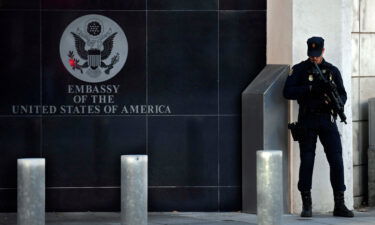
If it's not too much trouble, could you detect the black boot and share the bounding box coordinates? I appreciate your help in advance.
[333,191,354,217]
[300,191,312,217]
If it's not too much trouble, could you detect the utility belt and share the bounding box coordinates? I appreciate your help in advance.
[288,107,334,142]
[300,107,332,116]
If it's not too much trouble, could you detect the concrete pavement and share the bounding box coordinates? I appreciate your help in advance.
[0,208,374,225]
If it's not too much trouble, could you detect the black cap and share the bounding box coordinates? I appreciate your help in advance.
[307,37,324,57]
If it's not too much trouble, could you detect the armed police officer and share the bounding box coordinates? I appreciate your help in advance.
[283,37,354,218]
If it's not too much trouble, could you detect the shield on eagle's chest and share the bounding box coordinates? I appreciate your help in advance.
[88,49,101,69]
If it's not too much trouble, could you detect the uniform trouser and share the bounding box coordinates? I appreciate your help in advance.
[297,113,346,192]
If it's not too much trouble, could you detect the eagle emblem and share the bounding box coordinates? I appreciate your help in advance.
[60,14,128,83]
[68,21,119,77]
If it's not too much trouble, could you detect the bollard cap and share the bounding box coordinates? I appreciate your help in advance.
[256,150,282,156]
[17,158,45,166]
[121,155,148,163]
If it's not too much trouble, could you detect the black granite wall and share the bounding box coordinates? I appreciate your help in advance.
[0,0,266,212]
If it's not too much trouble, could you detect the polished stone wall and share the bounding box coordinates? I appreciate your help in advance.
[0,0,266,211]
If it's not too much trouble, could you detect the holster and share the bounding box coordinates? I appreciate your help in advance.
[288,122,303,141]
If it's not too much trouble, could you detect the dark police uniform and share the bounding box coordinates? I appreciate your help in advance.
[283,36,353,218]
[283,58,347,192]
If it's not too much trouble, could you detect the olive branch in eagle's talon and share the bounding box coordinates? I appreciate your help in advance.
[68,51,84,74]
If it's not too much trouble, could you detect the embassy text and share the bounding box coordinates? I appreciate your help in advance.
[68,84,120,94]
[12,105,172,115]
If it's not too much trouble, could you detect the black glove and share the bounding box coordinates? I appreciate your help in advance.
[310,80,332,94]
[320,80,333,92]
[309,82,321,95]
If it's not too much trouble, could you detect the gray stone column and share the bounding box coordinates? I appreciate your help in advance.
[368,98,375,206]
[17,158,45,225]
[121,155,147,225]
[257,150,283,225]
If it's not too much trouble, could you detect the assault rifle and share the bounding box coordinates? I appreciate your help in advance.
[313,62,347,124]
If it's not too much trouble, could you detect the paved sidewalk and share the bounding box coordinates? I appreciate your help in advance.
[0,208,374,225]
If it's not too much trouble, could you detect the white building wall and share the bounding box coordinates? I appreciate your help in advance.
[352,0,375,208]
[268,0,353,213]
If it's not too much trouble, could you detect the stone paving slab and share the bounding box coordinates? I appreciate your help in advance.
[149,214,211,224]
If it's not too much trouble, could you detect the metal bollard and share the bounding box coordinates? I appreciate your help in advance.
[17,158,45,225]
[121,155,147,225]
[369,146,375,206]
[257,150,283,225]
[369,98,375,206]
[370,98,375,148]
